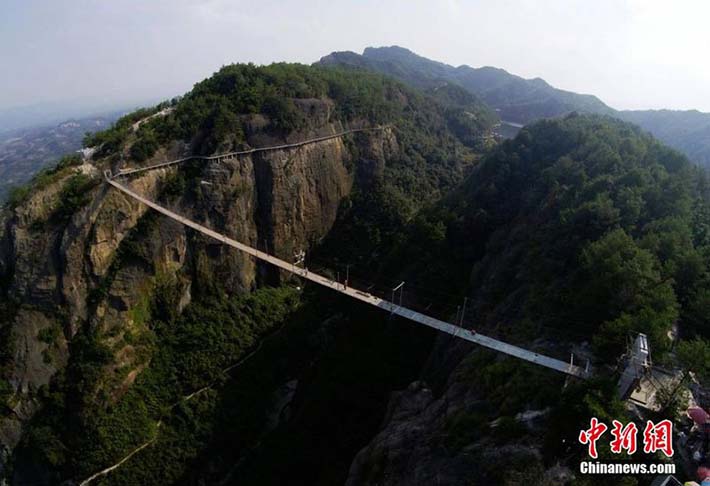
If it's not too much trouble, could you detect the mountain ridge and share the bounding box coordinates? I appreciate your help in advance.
[318,45,710,167]
[319,46,614,123]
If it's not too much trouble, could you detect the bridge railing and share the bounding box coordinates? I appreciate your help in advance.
[102,129,589,380]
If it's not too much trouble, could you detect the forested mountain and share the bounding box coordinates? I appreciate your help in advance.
[318,46,615,124]
[619,109,710,167]
[2,59,709,486]
[424,114,709,353]
[345,114,710,485]
[319,46,710,169]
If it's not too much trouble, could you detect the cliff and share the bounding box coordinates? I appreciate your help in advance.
[0,123,396,447]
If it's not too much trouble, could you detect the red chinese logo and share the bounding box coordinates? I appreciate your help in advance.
[643,419,674,457]
[610,420,638,455]
[579,417,608,459]
[578,418,673,458]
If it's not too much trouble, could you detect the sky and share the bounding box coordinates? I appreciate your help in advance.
[2,0,710,125]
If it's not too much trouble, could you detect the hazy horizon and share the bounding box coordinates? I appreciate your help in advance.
[2,0,710,124]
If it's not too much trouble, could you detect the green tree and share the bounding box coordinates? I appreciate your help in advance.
[581,229,677,358]
[130,129,159,161]
[677,337,710,381]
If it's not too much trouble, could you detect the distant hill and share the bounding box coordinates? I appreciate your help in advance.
[319,46,710,167]
[319,46,615,125]
[617,109,710,167]
[0,112,121,200]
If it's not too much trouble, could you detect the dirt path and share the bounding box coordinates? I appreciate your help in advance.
[76,320,289,485]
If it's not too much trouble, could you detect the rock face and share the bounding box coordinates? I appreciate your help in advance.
[0,114,398,460]
[345,342,566,486]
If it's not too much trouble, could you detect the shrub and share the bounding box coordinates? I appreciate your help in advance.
[37,325,61,345]
[49,174,98,225]
[130,129,159,161]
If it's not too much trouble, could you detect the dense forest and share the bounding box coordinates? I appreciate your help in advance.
[443,114,710,354]
[84,63,495,161]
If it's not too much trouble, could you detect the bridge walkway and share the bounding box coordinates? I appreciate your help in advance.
[106,174,588,379]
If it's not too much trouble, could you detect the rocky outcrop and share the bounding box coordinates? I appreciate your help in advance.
[0,310,68,452]
[346,345,567,486]
[10,310,68,396]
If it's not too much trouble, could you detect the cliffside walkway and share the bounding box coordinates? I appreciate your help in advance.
[105,136,589,379]
[114,126,385,177]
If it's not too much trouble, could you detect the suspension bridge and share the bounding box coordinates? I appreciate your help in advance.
[103,128,589,379]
